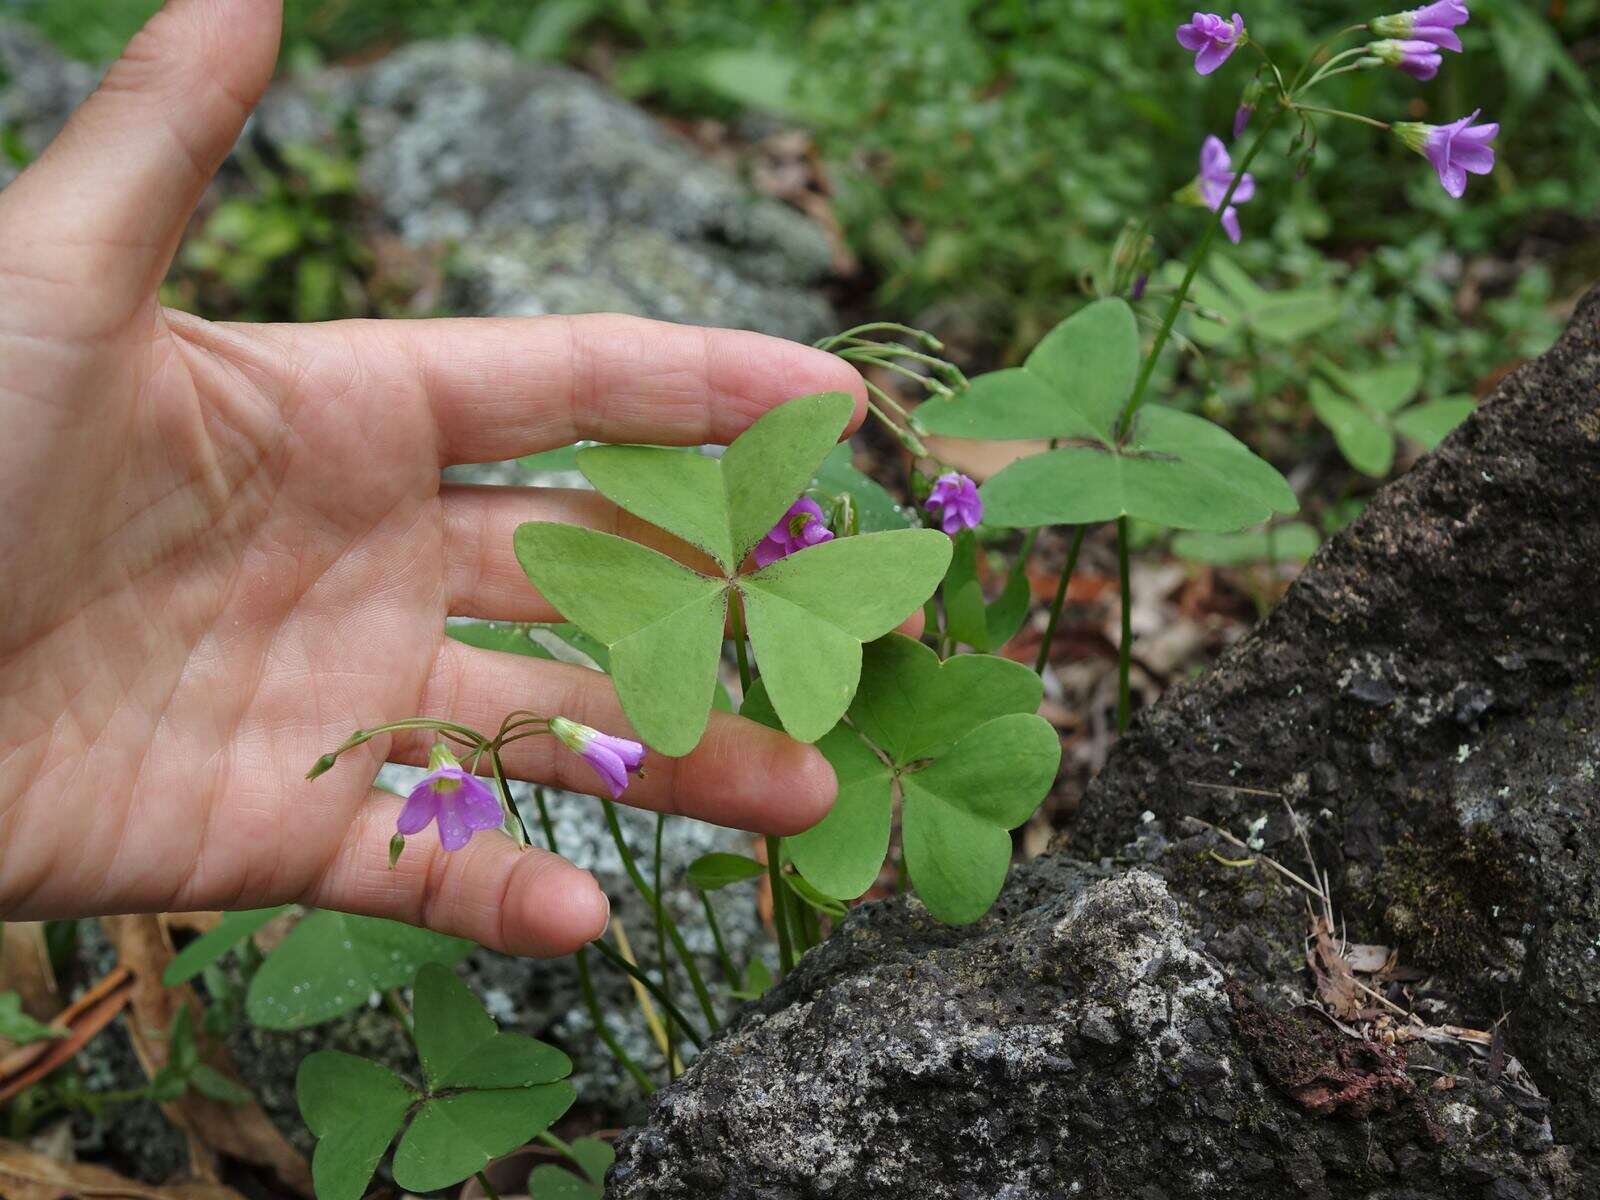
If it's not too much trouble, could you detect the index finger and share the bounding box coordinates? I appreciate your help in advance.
[280,313,869,466]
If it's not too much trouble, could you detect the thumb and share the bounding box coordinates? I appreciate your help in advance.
[0,0,282,330]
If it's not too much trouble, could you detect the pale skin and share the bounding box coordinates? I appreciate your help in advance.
[0,0,872,957]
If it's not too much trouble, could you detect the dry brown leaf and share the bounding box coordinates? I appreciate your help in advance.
[1306,917,1363,1020]
[0,922,61,1023]
[921,430,1049,484]
[1343,943,1396,974]
[0,967,134,1103]
[0,1137,244,1200]
[100,916,313,1197]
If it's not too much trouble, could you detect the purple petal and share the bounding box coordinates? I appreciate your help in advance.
[1415,0,1469,29]
[1194,40,1233,74]
[1229,172,1257,203]
[1451,141,1495,174]
[435,792,473,851]
[1221,207,1243,244]
[593,732,647,772]
[583,743,630,798]
[457,774,505,831]
[1399,53,1440,80]
[1200,135,1230,179]
[1411,26,1463,51]
[1176,23,1209,50]
[753,536,785,567]
[397,783,439,835]
[799,522,832,548]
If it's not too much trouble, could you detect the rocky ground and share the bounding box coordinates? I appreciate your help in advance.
[7,19,1597,1200]
[608,290,1600,1197]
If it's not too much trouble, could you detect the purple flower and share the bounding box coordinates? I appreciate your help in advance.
[396,745,505,852]
[1233,103,1254,139]
[924,472,983,534]
[1368,38,1442,80]
[753,497,833,567]
[1130,273,1149,301]
[1395,109,1498,198]
[1372,1,1469,52]
[1176,12,1246,76]
[550,717,647,799]
[1198,135,1256,244]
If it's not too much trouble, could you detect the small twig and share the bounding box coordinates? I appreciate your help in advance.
[1186,781,1283,799]
[1183,816,1326,901]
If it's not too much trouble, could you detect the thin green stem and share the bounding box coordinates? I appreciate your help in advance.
[838,340,967,382]
[1246,41,1287,95]
[488,747,533,848]
[1033,525,1089,675]
[700,891,738,983]
[1116,517,1133,733]
[1288,23,1369,93]
[729,597,796,978]
[475,1171,502,1200]
[1293,103,1391,130]
[537,1130,574,1157]
[307,718,486,777]
[1298,44,1371,90]
[797,894,822,950]
[1304,64,1373,88]
[815,321,942,351]
[841,351,953,400]
[860,381,929,456]
[535,786,655,1094]
[384,989,414,1038]
[765,838,796,977]
[730,594,755,695]
[587,939,706,1050]
[652,814,675,1081]
[1115,108,1284,442]
[576,948,654,1093]
[598,799,719,1028]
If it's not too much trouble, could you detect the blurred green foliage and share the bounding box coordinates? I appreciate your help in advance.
[164,138,375,322]
[14,0,1592,393]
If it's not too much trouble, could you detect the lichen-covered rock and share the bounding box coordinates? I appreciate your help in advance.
[2,28,839,340]
[610,291,1600,1197]
[0,23,94,188]
[256,39,837,341]
[611,862,1567,1198]
[1073,284,1600,1187]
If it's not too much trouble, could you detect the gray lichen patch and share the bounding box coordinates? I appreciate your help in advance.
[609,862,1564,1198]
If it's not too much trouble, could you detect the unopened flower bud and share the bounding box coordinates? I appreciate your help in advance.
[550,717,647,799]
[1367,38,1442,80]
[1371,1,1469,51]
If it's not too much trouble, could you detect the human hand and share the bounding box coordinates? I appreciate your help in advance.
[0,0,865,956]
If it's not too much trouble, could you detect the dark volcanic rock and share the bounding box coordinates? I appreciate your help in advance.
[610,290,1600,1197]
[610,863,1568,1199]
[1074,284,1600,1183]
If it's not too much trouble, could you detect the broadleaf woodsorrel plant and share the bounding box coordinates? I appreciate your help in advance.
[919,0,1495,731]
[284,5,1500,1177]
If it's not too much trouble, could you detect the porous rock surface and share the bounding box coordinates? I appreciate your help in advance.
[257,38,838,341]
[610,291,1600,1198]
[1075,283,1600,1189]
[1,27,838,340]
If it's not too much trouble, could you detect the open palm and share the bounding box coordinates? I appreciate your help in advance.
[0,0,855,956]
